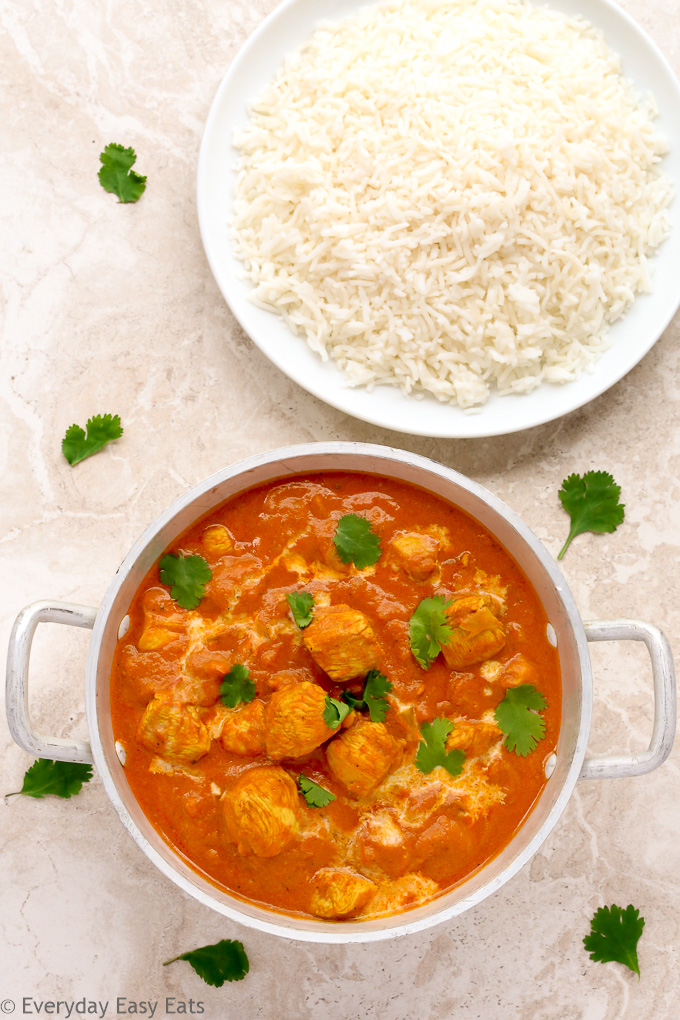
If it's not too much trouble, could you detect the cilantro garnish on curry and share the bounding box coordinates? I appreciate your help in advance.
[323,695,352,729]
[415,719,465,778]
[110,472,561,921]
[159,552,212,610]
[494,684,548,756]
[298,774,336,809]
[286,590,315,628]
[341,669,392,723]
[333,513,382,568]
[219,664,256,708]
[408,595,453,668]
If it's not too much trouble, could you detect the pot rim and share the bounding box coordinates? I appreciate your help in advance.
[85,442,592,942]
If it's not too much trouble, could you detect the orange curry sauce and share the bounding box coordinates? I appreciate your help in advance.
[110,472,561,920]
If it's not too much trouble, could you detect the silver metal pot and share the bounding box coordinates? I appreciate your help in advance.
[5,443,676,943]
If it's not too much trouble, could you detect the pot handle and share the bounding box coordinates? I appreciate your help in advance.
[580,619,676,780]
[5,600,97,765]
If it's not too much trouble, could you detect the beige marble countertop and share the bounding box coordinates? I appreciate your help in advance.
[2,0,679,1016]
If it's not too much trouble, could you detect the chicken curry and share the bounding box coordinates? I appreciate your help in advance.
[111,472,561,921]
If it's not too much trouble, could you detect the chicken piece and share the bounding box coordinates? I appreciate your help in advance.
[210,554,264,609]
[472,568,507,607]
[117,645,182,700]
[340,709,359,730]
[478,660,503,683]
[451,772,506,820]
[390,532,439,582]
[368,873,439,916]
[221,700,266,756]
[353,810,410,877]
[137,588,188,652]
[441,595,506,669]
[184,646,234,680]
[267,668,312,692]
[162,675,221,707]
[222,766,300,858]
[498,653,537,688]
[303,605,382,683]
[446,718,503,759]
[412,815,475,882]
[326,719,400,798]
[265,681,336,760]
[136,694,211,764]
[385,697,421,748]
[162,646,235,707]
[310,868,376,919]
[201,524,234,557]
[201,702,230,740]
[398,776,447,828]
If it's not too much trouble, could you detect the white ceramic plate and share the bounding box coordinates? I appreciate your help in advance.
[197,0,680,438]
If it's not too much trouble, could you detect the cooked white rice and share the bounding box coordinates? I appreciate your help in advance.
[232,0,673,409]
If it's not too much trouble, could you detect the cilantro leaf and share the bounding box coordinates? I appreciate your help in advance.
[557,471,625,560]
[287,591,315,628]
[341,670,393,723]
[494,684,547,756]
[98,143,147,203]
[299,774,336,808]
[363,670,393,722]
[415,718,465,777]
[163,939,249,986]
[341,690,364,712]
[323,695,351,729]
[409,596,453,669]
[6,759,93,799]
[584,904,644,978]
[159,552,212,610]
[333,514,381,569]
[219,664,256,708]
[62,413,123,465]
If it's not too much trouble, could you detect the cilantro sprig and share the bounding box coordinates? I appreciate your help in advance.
[287,591,315,628]
[159,552,212,610]
[409,596,453,669]
[6,759,93,799]
[584,904,644,978]
[62,413,123,465]
[98,144,147,203]
[341,670,393,723]
[415,718,465,778]
[333,514,381,569]
[299,774,336,808]
[494,684,547,756]
[323,695,351,729]
[219,664,256,708]
[557,471,625,560]
[163,939,249,986]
